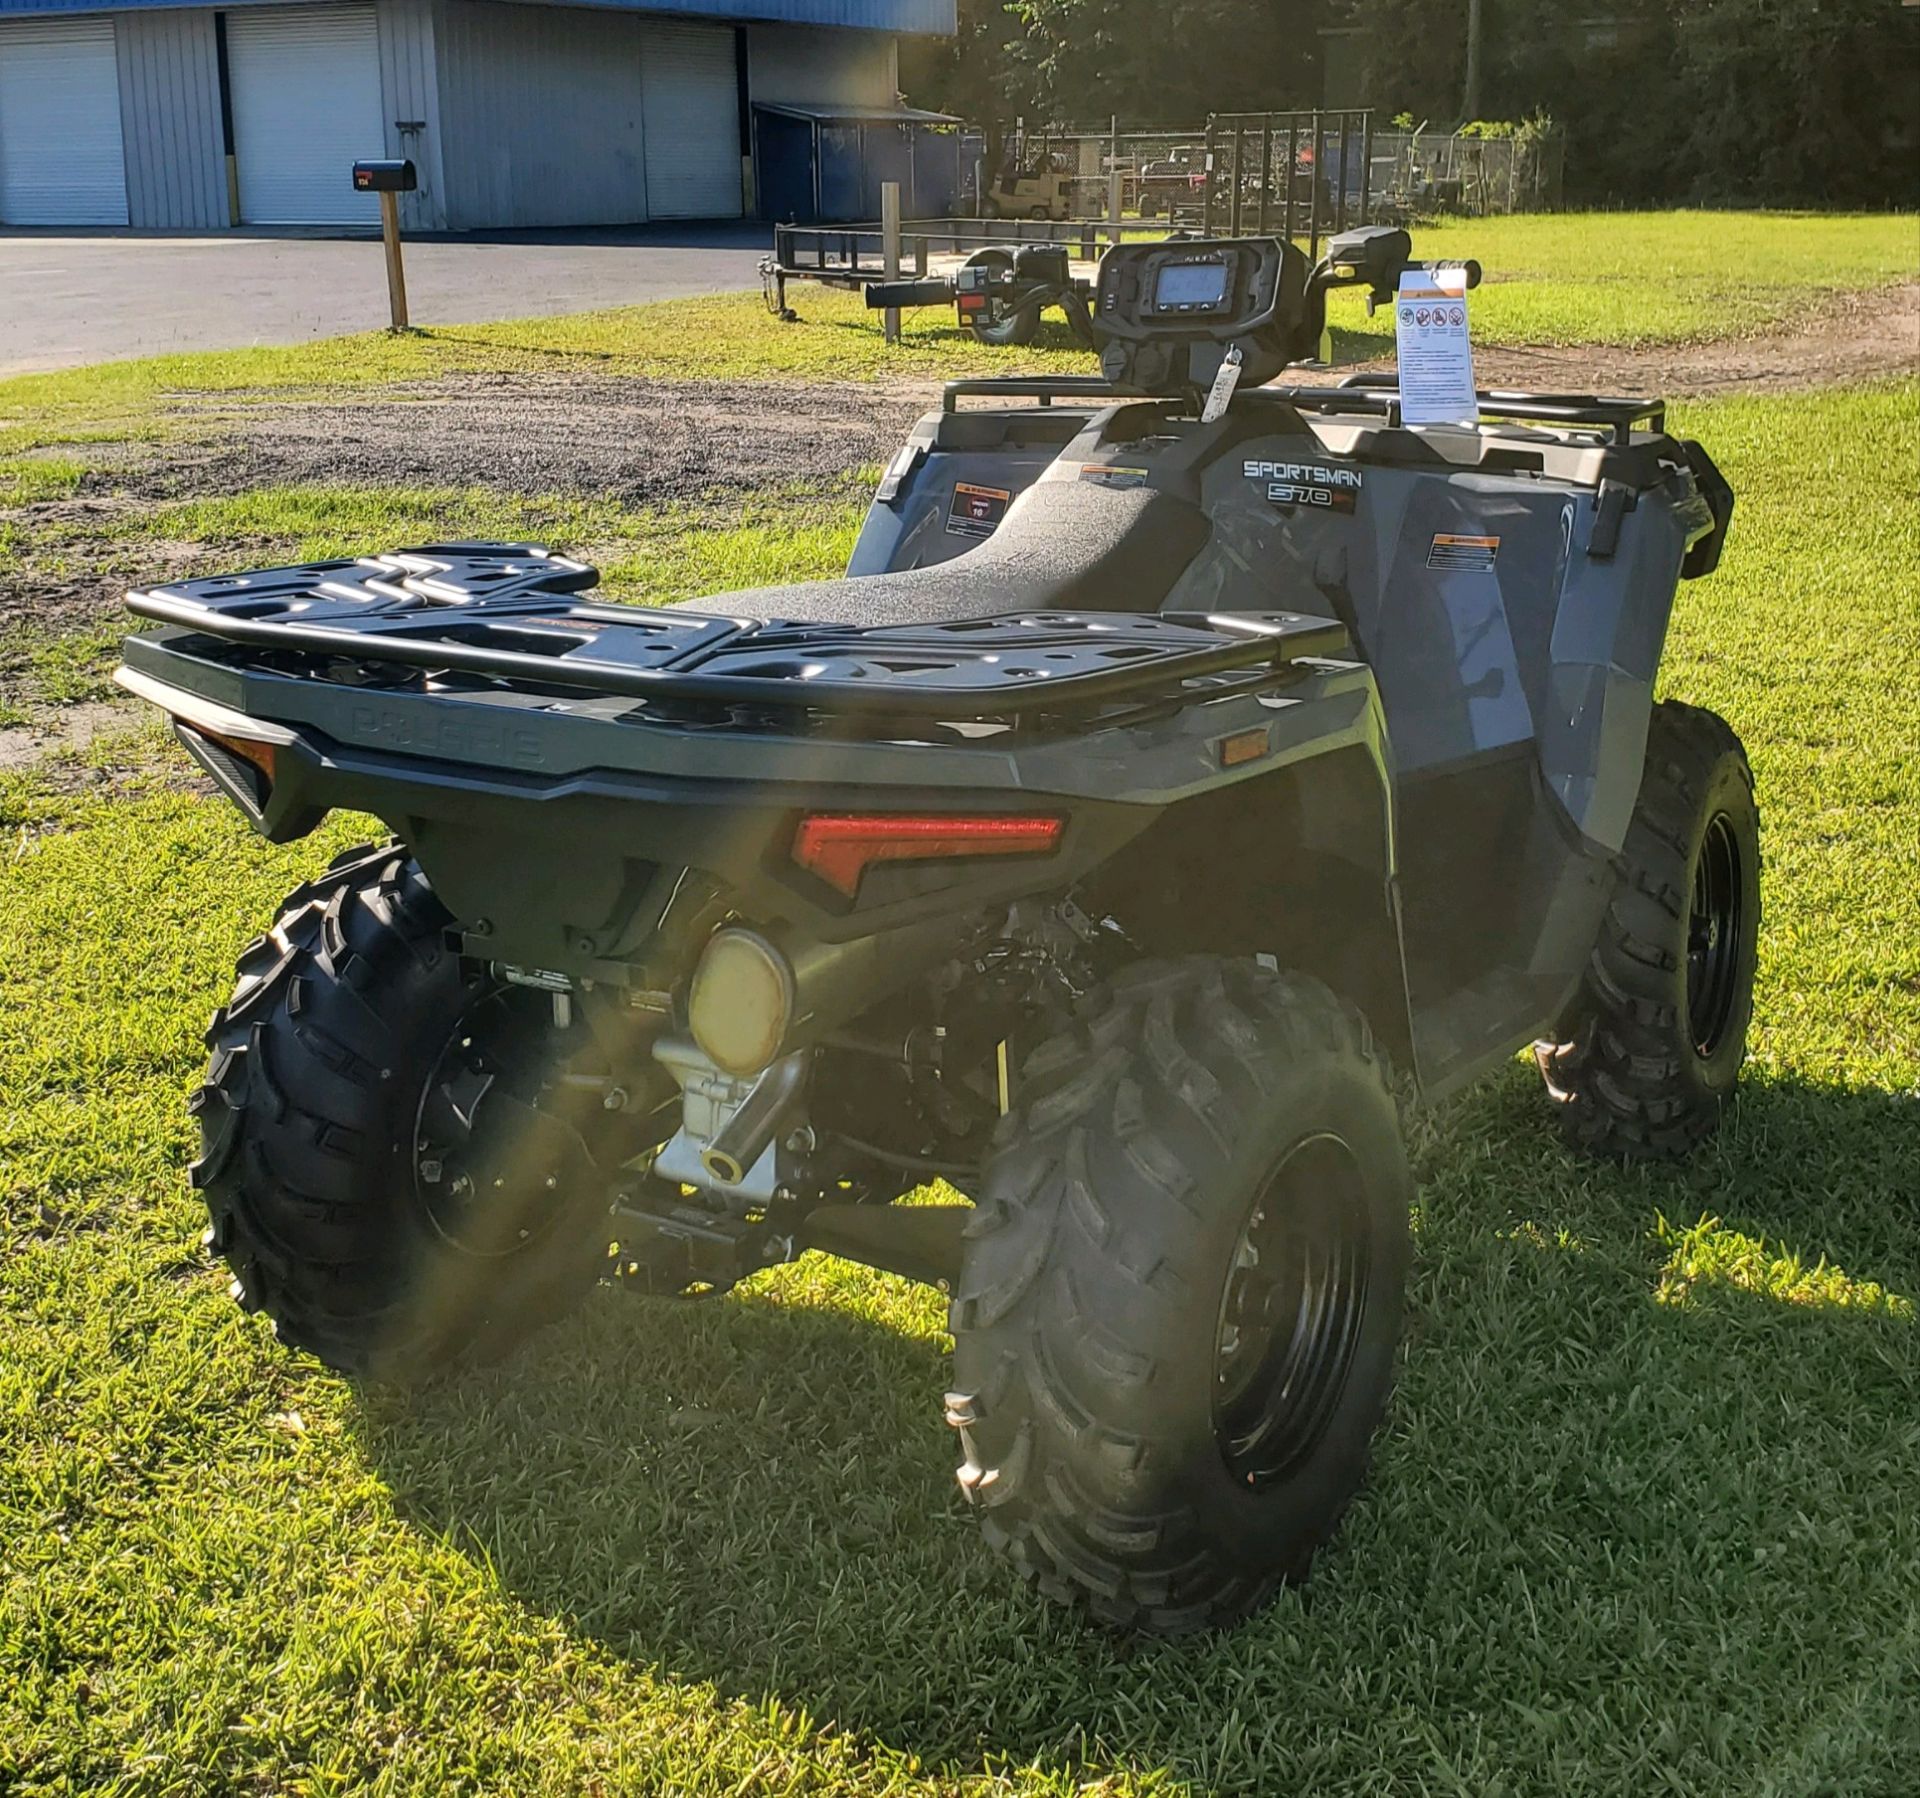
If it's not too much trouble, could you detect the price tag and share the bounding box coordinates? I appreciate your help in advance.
[1201,345,1244,423]
[1394,268,1478,427]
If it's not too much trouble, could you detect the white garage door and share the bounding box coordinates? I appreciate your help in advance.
[0,18,128,226]
[227,6,384,226]
[641,22,740,220]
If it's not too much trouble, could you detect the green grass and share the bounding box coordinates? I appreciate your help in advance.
[0,484,870,714]
[3,378,1917,1793]
[1398,209,1919,348]
[0,212,1910,434]
[0,622,130,714]
[0,456,85,507]
[122,478,870,602]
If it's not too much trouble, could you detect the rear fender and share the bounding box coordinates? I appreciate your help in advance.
[1082,733,1417,1080]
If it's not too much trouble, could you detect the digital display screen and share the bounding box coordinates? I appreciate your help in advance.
[1154,260,1230,308]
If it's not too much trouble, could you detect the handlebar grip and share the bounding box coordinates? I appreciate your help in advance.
[865,279,955,310]
[1412,259,1482,290]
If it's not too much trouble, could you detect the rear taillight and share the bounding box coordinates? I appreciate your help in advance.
[791,813,1063,899]
[197,729,278,781]
[176,725,277,815]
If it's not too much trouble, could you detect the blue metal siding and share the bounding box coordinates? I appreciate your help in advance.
[0,0,956,38]
[437,0,656,228]
[114,8,226,228]
[376,0,446,229]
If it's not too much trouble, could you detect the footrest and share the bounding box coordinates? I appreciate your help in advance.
[798,1202,972,1288]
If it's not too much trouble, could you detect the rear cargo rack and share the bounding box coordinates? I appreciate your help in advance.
[125,544,1349,723]
[942,377,1122,413]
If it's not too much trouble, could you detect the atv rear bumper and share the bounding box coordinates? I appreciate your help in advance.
[118,548,1390,978]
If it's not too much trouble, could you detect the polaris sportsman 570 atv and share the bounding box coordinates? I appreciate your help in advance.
[119,227,1752,1635]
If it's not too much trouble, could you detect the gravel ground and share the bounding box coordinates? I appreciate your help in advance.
[168,374,927,508]
[1,375,924,697]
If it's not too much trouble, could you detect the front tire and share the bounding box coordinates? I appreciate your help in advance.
[1537,700,1761,1159]
[946,959,1411,1634]
[193,843,647,1380]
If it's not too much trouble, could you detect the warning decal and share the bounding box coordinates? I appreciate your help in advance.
[1427,533,1501,572]
[947,481,1013,539]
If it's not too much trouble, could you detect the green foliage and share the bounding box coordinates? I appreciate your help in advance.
[901,0,1920,209]
[921,0,1327,125]
[1357,0,1920,206]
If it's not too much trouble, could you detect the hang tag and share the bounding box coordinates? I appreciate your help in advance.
[1201,346,1244,423]
[1394,266,1478,427]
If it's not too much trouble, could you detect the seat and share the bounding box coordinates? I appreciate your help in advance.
[718,479,1211,631]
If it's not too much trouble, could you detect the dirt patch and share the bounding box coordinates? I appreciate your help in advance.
[0,698,144,771]
[174,374,926,508]
[0,537,215,677]
[0,700,206,806]
[1312,281,1920,399]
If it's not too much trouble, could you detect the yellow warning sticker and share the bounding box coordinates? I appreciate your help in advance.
[946,481,1013,539]
[1427,533,1501,572]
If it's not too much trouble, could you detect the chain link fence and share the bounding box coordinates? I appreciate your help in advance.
[1360,129,1566,219]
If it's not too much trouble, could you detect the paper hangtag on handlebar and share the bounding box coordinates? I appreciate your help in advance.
[1201,346,1244,424]
[1394,266,1478,428]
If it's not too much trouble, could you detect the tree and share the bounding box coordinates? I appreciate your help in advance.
[904,0,1920,207]
[905,0,1328,126]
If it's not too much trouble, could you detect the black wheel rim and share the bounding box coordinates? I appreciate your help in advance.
[411,986,597,1258]
[1686,812,1745,1058]
[1212,1133,1373,1489]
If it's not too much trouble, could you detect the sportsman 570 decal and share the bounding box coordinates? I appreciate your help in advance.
[1244,458,1364,512]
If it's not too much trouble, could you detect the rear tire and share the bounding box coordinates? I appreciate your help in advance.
[946,958,1411,1634]
[1537,700,1761,1158]
[193,842,652,1381]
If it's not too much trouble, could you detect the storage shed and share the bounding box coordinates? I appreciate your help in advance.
[752,100,962,222]
[0,0,954,230]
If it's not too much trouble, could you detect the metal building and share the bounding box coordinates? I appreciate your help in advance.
[0,0,953,230]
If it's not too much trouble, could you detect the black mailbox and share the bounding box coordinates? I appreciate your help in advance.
[352,159,417,194]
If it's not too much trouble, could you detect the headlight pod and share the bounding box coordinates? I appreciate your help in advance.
[688,928,796,1077]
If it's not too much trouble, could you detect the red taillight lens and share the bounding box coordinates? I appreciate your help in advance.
[792,813,1063,899]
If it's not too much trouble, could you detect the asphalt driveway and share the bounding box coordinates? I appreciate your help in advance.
[0,222,773,375]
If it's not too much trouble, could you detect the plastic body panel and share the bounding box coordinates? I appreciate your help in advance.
[848,387,1718,1088]
[848,404,1098,575]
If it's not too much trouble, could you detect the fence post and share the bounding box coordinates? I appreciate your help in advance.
[1306,110,1322,257]
[379,190,409,331]
[1108,164,1123,247]
[1358,109,1373,226]
[881,181,901,346]
[1202,115,1218,234]
[1285,116,1299,243]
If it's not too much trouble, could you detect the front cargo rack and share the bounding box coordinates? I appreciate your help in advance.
[125,544,1349,721]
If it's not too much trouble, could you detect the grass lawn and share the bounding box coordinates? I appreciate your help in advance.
[0,211,1912,442]
[3,364,1917,1794]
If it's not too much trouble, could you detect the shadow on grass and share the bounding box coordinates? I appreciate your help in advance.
[354,1071,1920,1792]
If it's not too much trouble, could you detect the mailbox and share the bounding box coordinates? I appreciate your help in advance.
[352,159,417,194]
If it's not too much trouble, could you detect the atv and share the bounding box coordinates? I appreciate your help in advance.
[118,226,1751,1635]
